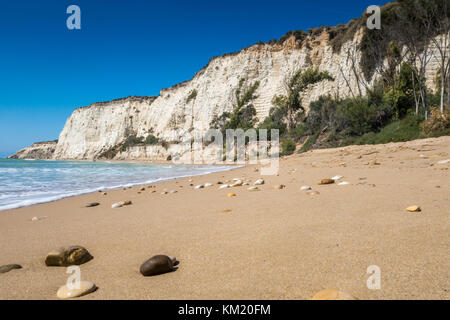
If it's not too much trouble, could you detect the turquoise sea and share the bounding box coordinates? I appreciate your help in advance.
[0,158,234,211]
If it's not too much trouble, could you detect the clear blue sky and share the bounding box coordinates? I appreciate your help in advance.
[0,0,391,157]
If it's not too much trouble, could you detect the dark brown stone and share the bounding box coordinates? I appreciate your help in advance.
[140,255,176,276]
[0,264,22,274]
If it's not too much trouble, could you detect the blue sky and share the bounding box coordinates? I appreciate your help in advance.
[0,0,391,157]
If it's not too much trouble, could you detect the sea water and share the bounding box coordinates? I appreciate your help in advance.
[0,158,234,211]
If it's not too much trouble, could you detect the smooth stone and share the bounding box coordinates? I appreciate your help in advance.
[204,183,213,187]
[406,205,421,212]
[300,186,311,191]
[306,191,320,195]
[437,159,450,164]
[151,190,156,193]
[221,209,232,213]
[331,175,343,180]
[170,190,177,193]
[318,179,335,185]
[338,181,350,185]
[140,187,145,191]
[194,185,204,189]
[111,202,122,208]
[243,182,249,186]
[273,184,285,190]
[119,200,132,206]
[161,191,168,194]
[31,216,47,221]
[227,193,236,197]
[45,246,93,267]
[254,179,265,185]
[0,264,22,274]
[370,160,381,165]
[231,180,243,187]
[311,289,356,300]
[103,192,107,195]
[219,184,230,189]
[247,186,259,191]
[85,202,100,208]
[217,181,223,184]
[140,255,176,276]
[56,281,96,299]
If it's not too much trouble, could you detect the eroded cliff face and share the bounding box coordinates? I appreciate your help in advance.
[14,28,443,161]
[8,141,57,160]
[52,30,370,160]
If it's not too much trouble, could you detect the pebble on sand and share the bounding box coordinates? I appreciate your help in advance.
[331,175,343,181]
[338,181,350,185]
[318,179,335,185]
[247,186,259,191]
[112,202,122,208]
[273,185,285,190]
[119,200,132,206]
[56,281,97,299]
[406,205,421,212]
[311,289,356,300]
[170,190,178,193]
[31,216,47,221]
[253,179,265,185]
[0,264,22,274]
[140,187,145,191]
[306,191,320,196]
[227,193,236,197]
[195,185,204,189]
[300,186,311,191]
[85,202,100,208]
[140,255,177,276]
[219,184,231,189]
[204,183,213,187]
[231,180,243,187]
[221,209,232,213]
[45,246,93,267]
[437,159,450,164]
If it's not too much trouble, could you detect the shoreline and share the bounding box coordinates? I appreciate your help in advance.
[0,136,449,299]
[0,160,241,212]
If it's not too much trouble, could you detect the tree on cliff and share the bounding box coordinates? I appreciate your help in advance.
[271,68,334,130]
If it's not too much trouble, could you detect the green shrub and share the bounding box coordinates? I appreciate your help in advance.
[281,139,296,156]
[144,134,159,145]
[187,89,197,103]
[298,131,320,153]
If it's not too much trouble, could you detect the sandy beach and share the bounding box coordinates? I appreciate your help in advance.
[0,136,449,300]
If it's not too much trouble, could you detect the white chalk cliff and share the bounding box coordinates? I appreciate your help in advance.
[10,27,445,161]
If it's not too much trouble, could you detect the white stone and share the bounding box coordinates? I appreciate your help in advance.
[300,186,311,191]
[56,281,96,299]
[111,202,123,208]
[254,179,265,185]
